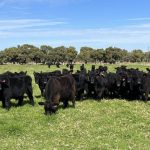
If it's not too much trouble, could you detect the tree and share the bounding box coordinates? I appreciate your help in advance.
[144,52,150,62]
[104,47,125,63]
[0,51,5,64]
[0,44,149,64]
[4,47,19,63]
[130,49,144,62]
[66,46,78,62]
[18,44,44,63]
[53,46,67,62]
[40,45,54,63]
[30,48,44,64]
[91,49,104,63]
[78,47,94,63]
[40,45,53,54]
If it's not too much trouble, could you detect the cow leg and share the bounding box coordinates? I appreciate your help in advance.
[71,91,76,107]
[143,91,149,102]
[80,93,84,100]
[139,95,142,100]
[26,87,34,106]
[97,88,105,100]
[72,98,75,108]
[63,100,68,108]
[29,96,34,106]
[17,96,23,106]
[5,98,11,110]
[2,99,5,108]
[77,91,82,100]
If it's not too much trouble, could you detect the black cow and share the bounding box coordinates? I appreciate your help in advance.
[97,66,108,75]
[72,72,89,100]
[56,62,61,68]
[34,71,61,96]
[127,69,143,100]
[70,64,74,73]
[66,63,69,67]
[106,73,119,98]
[47,62,53,68]
[0,74,34,109]
[34,72,50,96]
[94,74,108,99]
[141,73,150,101]
[80,64,87,74]
[66,63,74,70]
[62,69,70,75]
[88,69,96,98]
[43,74,76,115]
[3,71,27,77]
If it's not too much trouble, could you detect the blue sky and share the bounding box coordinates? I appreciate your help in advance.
[0,0,150,51]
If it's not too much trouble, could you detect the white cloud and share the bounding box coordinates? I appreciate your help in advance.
[0,19,66,30]
[0,19,150,50]
[128,17,150,21]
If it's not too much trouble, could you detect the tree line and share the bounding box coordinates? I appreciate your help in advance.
[0,44,150,64]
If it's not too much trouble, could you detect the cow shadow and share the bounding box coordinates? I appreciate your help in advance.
[0,100,31,109]
[38,101,75,109]
[57,104,75,109]
[35,95,42,98]
[13,101,32,107]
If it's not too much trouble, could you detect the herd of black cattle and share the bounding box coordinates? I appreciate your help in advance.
[0,64,150,115]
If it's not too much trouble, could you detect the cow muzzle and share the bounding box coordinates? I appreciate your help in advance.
[117,83,120,87]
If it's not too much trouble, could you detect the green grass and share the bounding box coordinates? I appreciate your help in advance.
[0,63,150,150]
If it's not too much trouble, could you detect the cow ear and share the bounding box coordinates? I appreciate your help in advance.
[143,73,147,77]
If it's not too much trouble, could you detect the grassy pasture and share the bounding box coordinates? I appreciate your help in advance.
[0,63,150,150]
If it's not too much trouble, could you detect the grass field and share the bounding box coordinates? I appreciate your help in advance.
[0,64,150,150]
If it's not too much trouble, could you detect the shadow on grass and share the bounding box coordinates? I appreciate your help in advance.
[35,95,42,98]
[0,100,34,109]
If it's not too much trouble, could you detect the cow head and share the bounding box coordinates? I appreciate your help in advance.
[91,65,95,71]
[116,74,122,87]
[88,71,96,84]
[127,75,132,84]
[131,70,143,87]
[78,73,89,94]
[40,74,49,86]
[0,79,9,90]
[99,66,108,73]
[80,64,86,73]
[44,102,58,115]
[34,72,40,84]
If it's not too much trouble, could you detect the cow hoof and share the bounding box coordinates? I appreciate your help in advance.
[6,107,10,111]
